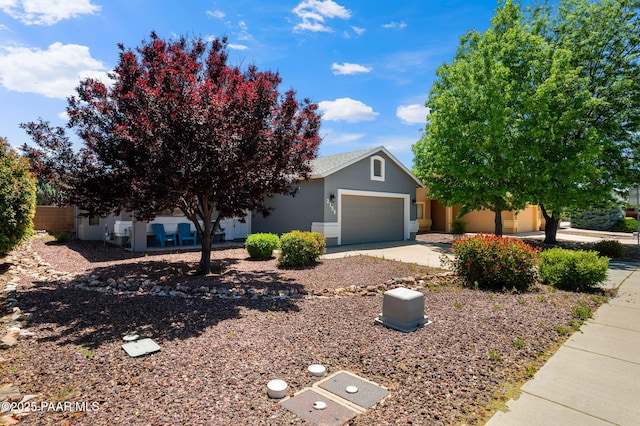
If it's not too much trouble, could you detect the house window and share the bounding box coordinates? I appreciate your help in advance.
[416,202,425,220]
[89,215,100,226]
[370,155,385,181]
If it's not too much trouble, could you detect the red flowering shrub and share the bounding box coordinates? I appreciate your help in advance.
[449,234,541,291]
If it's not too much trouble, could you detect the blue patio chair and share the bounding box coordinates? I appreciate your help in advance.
[151,223,176,248]
[177,223,197,246]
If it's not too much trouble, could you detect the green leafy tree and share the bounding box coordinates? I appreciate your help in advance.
[413,0,547,235]
[0,137,36,254]
[414,0,639,244]
[525,0,640,243]
[22,33,321,274]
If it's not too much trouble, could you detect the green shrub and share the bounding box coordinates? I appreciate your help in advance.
[450,219,466,236]
[449,234,541,291]
[592,239,625,258]
[245,233,280,260]
[570,207,624,231]
[611,217,638,233]
[278,230,326,267]
[50,230,71,244]
[0,139,36,254]
[538,248,609,291]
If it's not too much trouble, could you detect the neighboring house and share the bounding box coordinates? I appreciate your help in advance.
[415,187,542,234]
[252,146,424,246]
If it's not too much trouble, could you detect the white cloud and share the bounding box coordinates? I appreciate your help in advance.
[374,135,418,154]
[0,0,101,26]
[296,20,331,32]
[331,62,372,75]
[397,104,429,124]
[0,42,109,98]
[351,25,365,36]
[206,10,225,19]
[292,0,350,33]
[321,131,365,145]
[228,43,248,51]
[382,20,407,29]
[318,98,378,123]
[236,20,253,41]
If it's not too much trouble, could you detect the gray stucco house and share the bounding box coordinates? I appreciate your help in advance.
[252,146,424,246]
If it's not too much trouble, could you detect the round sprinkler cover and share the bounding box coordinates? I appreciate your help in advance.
[308,364,326,377]
[312,401,327,410]
[267,379,288,399]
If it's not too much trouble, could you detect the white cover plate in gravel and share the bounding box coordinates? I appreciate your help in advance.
[280,388,357,425]
[122,338,161,357]
[317,371,388,408]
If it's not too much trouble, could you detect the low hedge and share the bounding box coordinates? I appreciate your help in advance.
[538,248,608,292]
[278,230,326,267]
[245,233,280,260]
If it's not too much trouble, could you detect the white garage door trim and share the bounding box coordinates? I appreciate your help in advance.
[337,189,410,245]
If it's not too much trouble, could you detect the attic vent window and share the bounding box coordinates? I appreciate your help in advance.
[371,156,385,181]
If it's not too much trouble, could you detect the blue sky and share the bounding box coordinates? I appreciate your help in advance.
[0,0,522,168]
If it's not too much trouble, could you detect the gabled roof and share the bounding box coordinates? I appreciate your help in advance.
[310,145,424,187]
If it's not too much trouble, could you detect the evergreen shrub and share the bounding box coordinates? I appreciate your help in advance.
[450,219,466,236]
[611,217,637,233]
[0,141,36,254]
[570,207,624,231]
[592,239,624,258]
[538,248,608,291]
[245,233,280,260]
[278,230,326,267]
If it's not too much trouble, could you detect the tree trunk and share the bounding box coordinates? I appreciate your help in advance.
[493,208,503,236]
[199,218,213,275]
[540,204,559,244]
[187,197,218,276]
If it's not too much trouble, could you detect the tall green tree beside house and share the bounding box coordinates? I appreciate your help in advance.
[413,0,551,235]
[0,137,36,254]
[524,0,640,243]
[414,0,640,243]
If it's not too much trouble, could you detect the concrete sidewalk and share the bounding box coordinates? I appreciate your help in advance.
[486,261,640,426]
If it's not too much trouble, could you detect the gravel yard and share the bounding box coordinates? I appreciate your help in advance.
[1,235,606,425]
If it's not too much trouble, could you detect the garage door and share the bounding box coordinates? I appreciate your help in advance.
[341,195,404,245]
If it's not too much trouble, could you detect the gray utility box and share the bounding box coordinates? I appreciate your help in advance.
[375,287,431,332]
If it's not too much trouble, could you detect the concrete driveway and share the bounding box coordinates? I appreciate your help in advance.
[322,239,453,269]
[322,227,639,270]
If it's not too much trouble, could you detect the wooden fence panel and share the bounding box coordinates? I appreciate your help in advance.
[33,206,75,232]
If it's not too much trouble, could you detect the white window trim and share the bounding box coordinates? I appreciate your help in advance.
[370,155,385,181]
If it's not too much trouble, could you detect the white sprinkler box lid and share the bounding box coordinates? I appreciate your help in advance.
[122,338,160,357]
